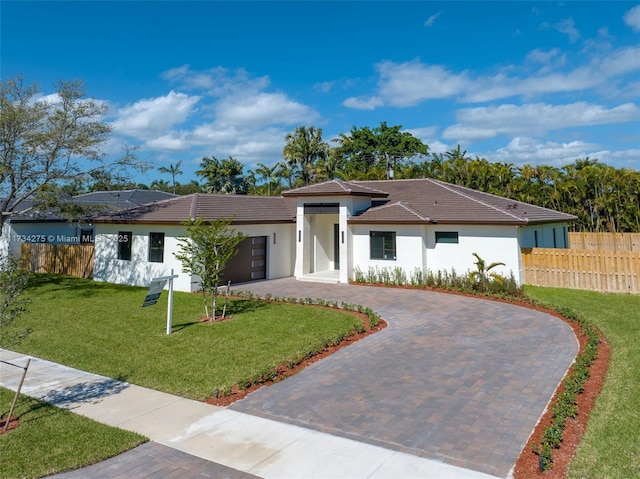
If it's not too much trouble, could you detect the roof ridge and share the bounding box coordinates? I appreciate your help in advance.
[396,201,431,222]
[370,200,431,222]
[427,179,525,222]
[190,194,200,219]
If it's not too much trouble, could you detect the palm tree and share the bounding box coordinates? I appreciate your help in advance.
[469,253,506,292]
[158,161,183,194]
[196,156,246,194]
[150,179,170,192]
[283,126,328,186]
[254,162,282,196]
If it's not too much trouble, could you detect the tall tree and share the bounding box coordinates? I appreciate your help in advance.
[158,161,183,194]
[333,122,428,180]
[196,156,247,194]
[254,162,282,196]
[0,76,141,233]
[283,126,328,186]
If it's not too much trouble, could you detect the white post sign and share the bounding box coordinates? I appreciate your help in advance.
[142,269,179,335]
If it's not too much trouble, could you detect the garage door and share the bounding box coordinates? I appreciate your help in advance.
[221,236,267,284]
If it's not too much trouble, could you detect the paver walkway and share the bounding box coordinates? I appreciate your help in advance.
[230,279,578,478]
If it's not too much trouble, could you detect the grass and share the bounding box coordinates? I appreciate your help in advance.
[0,388,146,479]
[524,286,640,479]
[9,274,365,400]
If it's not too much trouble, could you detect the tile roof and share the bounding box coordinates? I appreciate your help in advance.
[349,179,577,225]
[93,179,576,227]
[9,190,177,222]
[282,179,388,198]
[93,194,296,224]
[72,190,176,206]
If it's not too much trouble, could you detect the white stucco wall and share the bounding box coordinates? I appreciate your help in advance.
[94,223,295,292]
[425,224,520,280]
[350,223,522,283]
[351,224,426,278]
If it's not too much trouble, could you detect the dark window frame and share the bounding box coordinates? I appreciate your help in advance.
[435,231,459,244]
[148,232,165,263]
[370,231,396,260]
[118,231,132,261]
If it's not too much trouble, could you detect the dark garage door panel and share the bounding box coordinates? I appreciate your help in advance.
[221,236,267,284]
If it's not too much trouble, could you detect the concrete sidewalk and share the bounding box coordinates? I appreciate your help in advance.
[0,349,499,479]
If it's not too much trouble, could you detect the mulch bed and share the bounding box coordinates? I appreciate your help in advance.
[0,416,19,435]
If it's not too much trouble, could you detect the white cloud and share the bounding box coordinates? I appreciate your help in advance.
[215,92,319,127]
[343,60,469,109]
[488,137,599,165]
[554,18,581,43]
[443,102,640,141]
[145,134,191,151]
[624,5,640,32]
[424,12,441,27]
[162,65,270,96]
[111,91,201,140]
[344,42,640,108]
[342,95,384,110]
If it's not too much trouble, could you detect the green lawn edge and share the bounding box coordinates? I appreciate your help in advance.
[0,388,147,479]
[524,286,640,479]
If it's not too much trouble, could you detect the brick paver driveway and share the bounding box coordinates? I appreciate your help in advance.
[230,279,578,478]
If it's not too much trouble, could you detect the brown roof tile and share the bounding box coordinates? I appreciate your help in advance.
[282,179,388,198]
[349,179,576,225]
[93,194,296,224]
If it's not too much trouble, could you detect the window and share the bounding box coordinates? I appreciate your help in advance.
[534,230,539,247]
[435,231,459,244]
[118,231,132,261]
[553,228,557,248]
[148,232,165,263]
[370,231,396,260]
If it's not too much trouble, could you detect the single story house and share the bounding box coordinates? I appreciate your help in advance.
[91,179,576,292]
[0,190,176,258]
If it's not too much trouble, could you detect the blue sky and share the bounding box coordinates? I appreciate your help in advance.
[2,1,639,185]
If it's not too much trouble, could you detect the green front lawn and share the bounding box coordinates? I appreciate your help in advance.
[525,286,640,479]
[10,274,365,400]
[0,388,146,479]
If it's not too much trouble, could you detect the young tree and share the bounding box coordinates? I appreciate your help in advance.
[0,76,143,234]
[0,256,31,349]
[469,253,506,292]
[174,217,246,321]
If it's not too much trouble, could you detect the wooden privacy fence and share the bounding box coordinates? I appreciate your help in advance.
[568,232,640,251]
[521,248,639,294]
[21,243,94,279]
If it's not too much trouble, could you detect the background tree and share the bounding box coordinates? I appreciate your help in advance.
[254,162,283,196]
[0,76,142,234]
[149,179,171,192]
[158,161,183,194]
[333,122,428,180]
[283,126,328,186]
[196,156,247,194]
[174,217,246,321]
